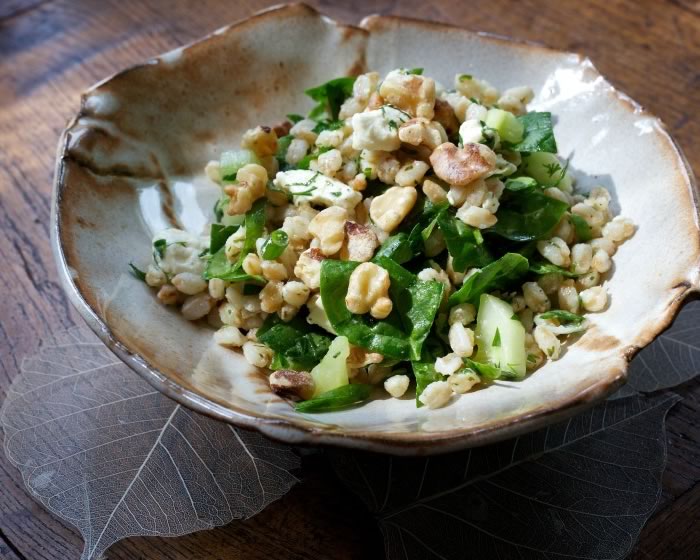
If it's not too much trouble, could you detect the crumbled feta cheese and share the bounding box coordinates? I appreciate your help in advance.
[273,169,362,210]
[351,106,410,151]
[459,119,483,145]
[152,228,208,276]
[306,294,336,334]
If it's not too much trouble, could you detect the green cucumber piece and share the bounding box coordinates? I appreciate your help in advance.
[521,152,573,192]
[220,149,261,181]
[474,293,526,379]
[310,335,350,396]
[485,108,524,144]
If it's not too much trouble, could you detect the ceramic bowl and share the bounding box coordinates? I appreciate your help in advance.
[52,3,700,455]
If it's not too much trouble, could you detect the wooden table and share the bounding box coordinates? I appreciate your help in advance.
[1,0,699,558]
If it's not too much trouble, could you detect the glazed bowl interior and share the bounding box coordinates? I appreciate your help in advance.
[53,4,700,454]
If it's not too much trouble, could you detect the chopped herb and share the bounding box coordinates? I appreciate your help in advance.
[388,120,398,131]
[539,310,586,326]
[406,67,424,75]
[129,263,147,282]
[527,353,537,364]
[492,328,501,347]
[330,191,341,197]
[363,167,373,179]
[286,113,304,123]
[543,162,562,178]
[459,74,473,81]
[153,238,167,259]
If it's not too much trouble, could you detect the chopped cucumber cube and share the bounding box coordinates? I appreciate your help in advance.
[220,149,261,181]
[522,152,573,192]
[310,335,350,396]
[485,108,524,144]
[474,294,526,379]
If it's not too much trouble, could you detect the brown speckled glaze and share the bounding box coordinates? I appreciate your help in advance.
[52,3,700,455]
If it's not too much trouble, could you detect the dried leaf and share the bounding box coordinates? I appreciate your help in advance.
[331,393,680,560]
[613,299,700,399]
[0,327,299,560]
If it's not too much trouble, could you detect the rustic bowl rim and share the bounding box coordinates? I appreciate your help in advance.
[51,2,700,455]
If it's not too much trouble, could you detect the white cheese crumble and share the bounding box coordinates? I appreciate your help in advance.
[152,228,208,276]
[459,119,484,145]
[273,169,362,210]
[351,106,410,151]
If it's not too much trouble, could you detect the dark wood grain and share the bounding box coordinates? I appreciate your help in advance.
[0,0,698,559]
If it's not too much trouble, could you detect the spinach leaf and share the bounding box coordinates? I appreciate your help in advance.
[296,145,332,170]
[204,250,266,283]
[128,263,147,282]
[295,384,372,413]
[529,261,580,278]
[510,112,557,153]
[312,119,344,134]
[539,310,586,326]
[286,113,304,123]
[374,233,413,265]
[412,362,442,407]
[210,224,238,254]
[488,189,568,242]
[449,253,529,307]
[401,199,448,255]
[375,257,444,361]
[305,77,356,121]
[259,316,332,371]
[504,176,539,192]
[570,213,593,242]
[214,195,229,222]
[438,212,492,272]
[320,260,411,359]
[204,198,266,282]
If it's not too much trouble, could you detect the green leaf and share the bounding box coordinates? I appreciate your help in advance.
[504,176,539,192]
[406,67,424,75]
[312,119,344,134]
[153,238,167,259]
[295,384,372,413]
[463,358,520,381]
[296,145,332,170]
[204,199,266,282]
[529,261,580,278]
[571,213,593,242]
[286,113,304,123]
[320,260,442,361]
[449,253,529,307]
[320,260,411,360]
[376,257,444,361]
[373,233,414,265]
[210,224,238,254]
[412,361,442,407]
[488,189,569,242]
[304,76,356,121]
[128,263,147,282]
[510,112,557,153]
[438,212,493,272]
[259,316,333,371]
[539,310,586,326]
